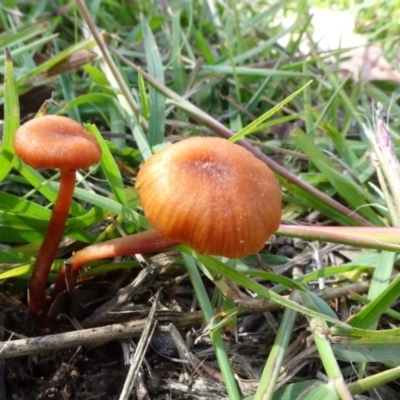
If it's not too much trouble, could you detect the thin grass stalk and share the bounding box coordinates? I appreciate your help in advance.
[374,161,398,224]
[254,291,300,400]
[277,224,400,252]
[75,0,152,160]
[364,113,400,222]
[358,111,399,377]
[348,366,400,395]
[311,318,353,400]
[182,253,241,400]
[75,0,140,121]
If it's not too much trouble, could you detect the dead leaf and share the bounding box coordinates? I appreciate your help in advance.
[339,45,400,84]
[281,7,400,83]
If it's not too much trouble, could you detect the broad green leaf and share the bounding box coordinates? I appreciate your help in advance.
[296,382,338,400]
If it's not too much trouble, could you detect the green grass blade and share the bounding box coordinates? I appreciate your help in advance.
[86,124,128,206]
[333,337,400,363]
[347,274,400,329]
[180,246,348,327]
[0,191,51,219]
[292,128,382,225]
[138,70,150,120]
[200,65,310,78]
[0,49,19,183]
[367,250,396,314]
[75,0,152,160]
[0,21,50,49]
[254,291,300,400]
[308,317,352,399]
[272,381,327,400]
[230,80,312,142]
[348,366,400,396]
[141,14,166,147]
[71,186,148,230]
[15,38,97,86]
[182,253,241,400]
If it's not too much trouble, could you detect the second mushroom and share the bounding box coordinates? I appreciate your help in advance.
[14,115,101,330]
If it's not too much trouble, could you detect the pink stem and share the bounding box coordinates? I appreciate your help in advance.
[29,170,76,330]
[53,229,178,297]
[277,224,400,251]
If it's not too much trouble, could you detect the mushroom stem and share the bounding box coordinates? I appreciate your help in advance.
[29,170,76,329]
[53,229,177,296]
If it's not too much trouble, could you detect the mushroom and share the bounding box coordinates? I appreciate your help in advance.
[14,115,101,329]
[54,137,281,294]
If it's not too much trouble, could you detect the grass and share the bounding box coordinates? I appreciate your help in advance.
[2,0,400,398]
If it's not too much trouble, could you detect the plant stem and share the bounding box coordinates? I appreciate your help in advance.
[349,365,400,395]
[28,170,76,330]
[277,224,400,252]
[254,291,299,399]
[311,318,353,400]
[182,253,241,400]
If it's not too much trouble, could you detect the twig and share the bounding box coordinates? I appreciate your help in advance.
[0,281,370,361]
[81,265,160,328]
[0,310,204,360]
[169,323,223,381]
[119,292,159,400]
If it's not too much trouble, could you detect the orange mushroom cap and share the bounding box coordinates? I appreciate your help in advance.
[135,137,281,258]
[14,115,101,170]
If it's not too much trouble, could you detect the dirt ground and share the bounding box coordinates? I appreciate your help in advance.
[1,238,367,399]
[0,254,282,400]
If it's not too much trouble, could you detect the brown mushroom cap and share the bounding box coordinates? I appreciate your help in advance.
[135,137,281,258]
[14,115,101,170]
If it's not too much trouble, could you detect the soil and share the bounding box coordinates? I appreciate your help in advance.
[0,238,374,399]
[0,257,275,400]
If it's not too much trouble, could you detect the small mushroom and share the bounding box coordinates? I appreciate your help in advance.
[54,137,281,294]
[14,115,101,329]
